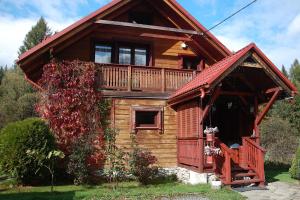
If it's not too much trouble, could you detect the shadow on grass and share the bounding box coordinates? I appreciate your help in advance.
[0,191,76,200]
[265,161,291,183]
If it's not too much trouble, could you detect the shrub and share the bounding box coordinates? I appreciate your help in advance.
[289,144,300,179]
[0,118,56,184]
[129,148,158,185]
[260,116,299,164]
[67,137,93,185]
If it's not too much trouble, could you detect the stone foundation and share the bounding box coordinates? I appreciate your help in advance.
[163,167,213,185]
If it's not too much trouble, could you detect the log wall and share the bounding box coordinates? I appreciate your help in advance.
[112,98,177,167]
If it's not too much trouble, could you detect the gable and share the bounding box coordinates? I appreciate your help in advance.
[17,0,231,83]
[169,43,297,104]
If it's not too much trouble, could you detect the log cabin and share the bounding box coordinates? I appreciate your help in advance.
[17,0,297,186]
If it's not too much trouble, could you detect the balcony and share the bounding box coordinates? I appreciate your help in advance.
[97,64,197,94]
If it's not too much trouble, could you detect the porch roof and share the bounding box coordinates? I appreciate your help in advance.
[170,43,297,101]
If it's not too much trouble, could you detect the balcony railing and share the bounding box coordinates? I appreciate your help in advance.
[97,64,197,92]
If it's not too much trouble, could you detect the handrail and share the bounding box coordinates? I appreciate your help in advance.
[243,137,266,152]
[214,138,232,184]
[96,63,198,72]
[243,137,265,182]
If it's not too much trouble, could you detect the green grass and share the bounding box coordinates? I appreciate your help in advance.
[0,182,244,200]
[265,161,300,184]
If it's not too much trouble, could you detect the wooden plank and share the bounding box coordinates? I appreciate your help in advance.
[140,33,192,42]
[95,20,199,35]
[255,88,281,125]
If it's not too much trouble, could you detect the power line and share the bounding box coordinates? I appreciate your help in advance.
[204,0,257,34]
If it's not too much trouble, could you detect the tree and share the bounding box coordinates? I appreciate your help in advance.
[0,66,4,84]
[290,59,300,84]
[0,69,39,129]
[18,17,52,56]
[27,149,64,192]
[281,65,289,78]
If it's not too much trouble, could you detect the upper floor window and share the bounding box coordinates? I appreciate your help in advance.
[95,45,112,64]
[95,42,149,66]
[129,12,153,25]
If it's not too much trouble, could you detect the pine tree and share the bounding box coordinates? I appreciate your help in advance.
[0,67,4,84]
[281,65,289,78]
[0,17,51,128]
[289,59,300,84]
[18,17,52,56]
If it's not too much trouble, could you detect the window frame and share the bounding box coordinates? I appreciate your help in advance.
[132,106,163,131]
[93,41,150,66]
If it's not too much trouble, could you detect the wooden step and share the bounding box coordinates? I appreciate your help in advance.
[231,178,261,185]
[233,172,257,178]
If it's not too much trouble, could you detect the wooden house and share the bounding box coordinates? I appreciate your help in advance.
[18,0,297,186]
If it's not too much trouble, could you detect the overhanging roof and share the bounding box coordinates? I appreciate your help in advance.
[17,0,231,65]
[169,43,297,102]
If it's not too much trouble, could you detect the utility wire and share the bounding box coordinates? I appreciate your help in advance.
[203,0,257,34]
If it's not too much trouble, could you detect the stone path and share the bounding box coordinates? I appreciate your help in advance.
[238,182,300,200]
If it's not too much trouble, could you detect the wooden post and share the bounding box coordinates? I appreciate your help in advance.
[161,68,166,92]
[198,102,204,172]
[127,66,132,91]
[225,151,231,184]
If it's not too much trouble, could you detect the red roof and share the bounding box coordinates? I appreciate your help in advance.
[170,43,297,100]
[18,0,123,62]
[17,0,231,64]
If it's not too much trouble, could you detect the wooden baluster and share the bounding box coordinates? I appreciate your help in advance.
[161,68,166,92]
[128,66,132,91]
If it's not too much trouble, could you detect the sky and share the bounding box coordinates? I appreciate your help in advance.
[0,0,299,69]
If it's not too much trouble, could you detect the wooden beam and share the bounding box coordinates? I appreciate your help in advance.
[201,86,221,124]
[140,33,192,42]
[241,62,262,68]
[265,87,282,94]
[255,88,281,126]
[95,20,200,35]
[220,91,255,97]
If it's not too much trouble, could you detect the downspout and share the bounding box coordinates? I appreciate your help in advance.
[198,87,206,172]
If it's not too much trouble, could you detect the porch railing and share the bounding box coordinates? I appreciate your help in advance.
[214,139,233,184]
[242,137,266,182]
[98,64,197,92]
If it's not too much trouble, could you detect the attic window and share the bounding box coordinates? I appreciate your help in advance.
[129,12,153,25]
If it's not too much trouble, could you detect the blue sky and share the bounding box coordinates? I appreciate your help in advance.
[0,0,299,69]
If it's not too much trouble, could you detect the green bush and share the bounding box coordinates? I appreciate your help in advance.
[289,144,300,179]
[0,118,56,184]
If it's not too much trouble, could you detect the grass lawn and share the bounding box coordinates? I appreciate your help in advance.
[0,182,244,200]
[265,162,299,184]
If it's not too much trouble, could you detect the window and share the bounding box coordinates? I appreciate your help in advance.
[136,111,159,128]
[95,45,112,64]
[181,56,200,70]
[94,43,149,66]
[134,48,147,66]
[129,12,153,25]
[132,107,163,130]
[119,47,132,65]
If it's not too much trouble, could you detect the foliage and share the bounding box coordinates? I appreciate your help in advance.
[0,66,6,84]
[289,144,300,180]
[260,116,299,164]
[281,65,289,78]
[67,137,93,185]
[27,149,65,192]
[37,60,102,153]
[0,69,38,129]
[0,182,244,200]
[289,59,300,84]
[0,118,56,184]
[18,17,52,56]
[103,127,128,188]
[129,134,158,185]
